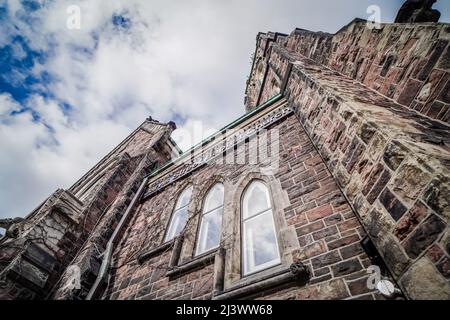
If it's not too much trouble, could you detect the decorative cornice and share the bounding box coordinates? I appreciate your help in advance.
[142,101,293,199]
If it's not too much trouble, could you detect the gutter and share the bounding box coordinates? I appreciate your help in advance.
[85,176,148,300]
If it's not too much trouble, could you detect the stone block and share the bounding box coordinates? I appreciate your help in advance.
[394,200,429,241]
[400,257,450,299]
[436,257,450,279]
[296,220,325,237]
[296,279,349,300]
[397,78,422,106]
[422,176,450,222]
[383,140,408,171]
[313,226,338,241]
[391,162,431,206]
[312,251,341,269]
[379,188,407,221]
[346,276,372,296]
[366,169,392,205]
[403,214,446,259]
[381,235,410,277]
[305,204,334,222]
[327,234,360,250]
[340,242,364,259]
[298,240,327,260]
[331,258,363,277]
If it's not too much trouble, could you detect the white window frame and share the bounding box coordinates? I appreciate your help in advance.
[195,183,224,256]
[164,186,193,242]
[241,180,281,276]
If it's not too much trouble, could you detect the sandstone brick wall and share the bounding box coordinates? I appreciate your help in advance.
[108,113,387,300]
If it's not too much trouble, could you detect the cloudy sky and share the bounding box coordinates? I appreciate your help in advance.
[0,0,449,222]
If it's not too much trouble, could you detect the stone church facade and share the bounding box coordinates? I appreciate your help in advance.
[1,6,449,300]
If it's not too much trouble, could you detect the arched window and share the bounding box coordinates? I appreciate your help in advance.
[164,186,193,242]
[241,180,280,275]
[195,183,224,256]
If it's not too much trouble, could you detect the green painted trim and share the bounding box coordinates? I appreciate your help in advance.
[168,136,183,155]
[146,93,283,179]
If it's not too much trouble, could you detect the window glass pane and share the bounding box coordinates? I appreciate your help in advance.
[243,210,280,275]
[176,186,193,209]
[243,181,271,219]
[204,184,224,212]
[196,207,223,255]
[165,206,188,242]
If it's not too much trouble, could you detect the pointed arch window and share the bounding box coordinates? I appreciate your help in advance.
[241,180,280,275]
[195,183,224,256]
[164,186,193,242]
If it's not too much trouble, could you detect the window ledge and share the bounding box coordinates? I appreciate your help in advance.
[137,240,174,264]
[213,263,309,300]
[166,251,217,278]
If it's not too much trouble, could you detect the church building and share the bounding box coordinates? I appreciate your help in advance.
[0,3,449,300]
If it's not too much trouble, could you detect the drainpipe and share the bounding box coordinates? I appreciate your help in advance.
[85,176,148,300]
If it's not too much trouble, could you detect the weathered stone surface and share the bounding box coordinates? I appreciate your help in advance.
[436,257,450,279]
[298,240,327,260]
[383,141,408,171]
[422,176,450,221]
[296,279,349,300]
[364,208,394,246]
[346,276,372,296]
[305,204,333,222]
[398,78,423,106]
[331,258,363,277]
[440,229,450,256]
[358,122,376,144]
[327,234,360,251]
[10,259,49,288]
[340,242,364,260]
[391,162,431,205]
[313,225,338,240]
[296,220,325,237]
[381,236,410,278]
[379,188,407,221]
[366,169,392,205]
[426,244,445,263]
[403,214,446,259]
[394,200,429,241]
[400,257,450,300]
[312,251,341,269]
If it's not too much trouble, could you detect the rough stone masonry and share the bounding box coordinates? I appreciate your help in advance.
[0,1,449,300]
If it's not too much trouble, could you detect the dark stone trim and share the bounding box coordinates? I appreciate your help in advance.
[255,62,270,106]
[137,240,174,264]
[213,266,295,300]
[165,251,217,278]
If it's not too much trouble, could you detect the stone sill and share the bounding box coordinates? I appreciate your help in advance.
[137,240,174,264]
[213,265,295,300]
[166,251,216,278]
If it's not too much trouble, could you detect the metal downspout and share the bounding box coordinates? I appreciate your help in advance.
[85,176,148,300]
